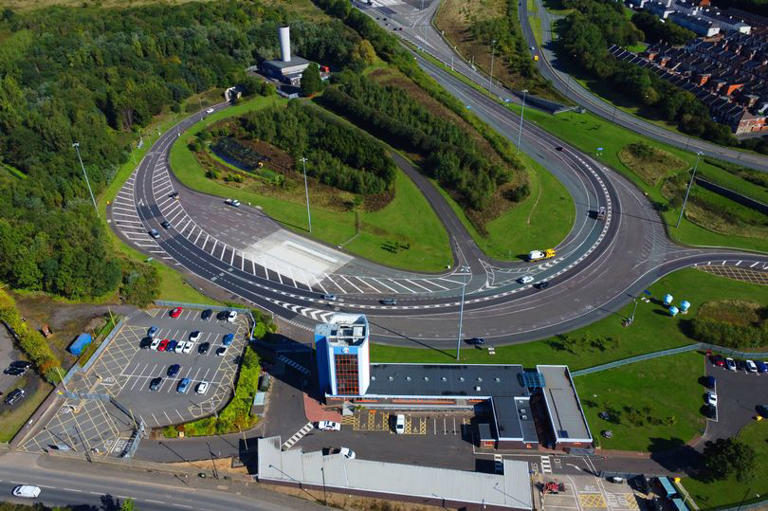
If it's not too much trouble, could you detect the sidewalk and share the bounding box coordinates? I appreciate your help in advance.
[303,393,342,423]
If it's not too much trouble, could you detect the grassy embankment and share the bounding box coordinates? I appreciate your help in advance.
[170,95,453,273]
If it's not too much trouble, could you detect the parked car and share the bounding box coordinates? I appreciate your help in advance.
[9,361,31,370]
[725,357,737,371]
[224,198,240,207]
[227,310,238,323]
[705,375,716,389]
[316,421,341,431]
[395,414,405,434]
[222,333,234,346]
[467,337,485,345]
[174,341,185,354]
[169,191,179,199]
[199,342,210,355]
[703,404,716,419]
[189,331,201,342]
[746,359,758,373]
[518,275,534,284]
[167,364,181,377]
[706,392,718,407]
[4,366,25,376]
[756,405,768,418]
[206,107,214,114]
[170,307,183,318]
[167,340,178,352]
[182,341,193,354]
[336,447,356,459]
[196,381,209,394]
[216,346,227,357]
[158,339,169,351]
[12,485,41,498]
[149,377,162,391]
[380,298,398,305]
[201,309,212,320]
[148,326,158,336]
[139,337,152,349]
[177,378,190,393]
[757,360,768,373]
[5,388,25,405]
[711,354,725,367]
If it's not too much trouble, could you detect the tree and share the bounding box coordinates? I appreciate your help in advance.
[354,40,377,66]
[120,499,136,511]
[703,438,756,482]
[300,63,323,97]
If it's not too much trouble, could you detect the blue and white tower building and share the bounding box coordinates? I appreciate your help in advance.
[315,313,370,397]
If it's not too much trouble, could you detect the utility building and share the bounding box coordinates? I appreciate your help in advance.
[261,26,310,86]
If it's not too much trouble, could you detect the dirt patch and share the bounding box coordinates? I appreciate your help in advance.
[10,293,136,366]
[698,300,765,327]
[261,482,446,511]
[618,143,687,186]
[167,457,250,476]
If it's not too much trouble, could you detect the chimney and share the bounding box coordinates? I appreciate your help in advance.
[279,26,291,63]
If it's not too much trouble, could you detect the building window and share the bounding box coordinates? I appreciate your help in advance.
[334,354,359,395]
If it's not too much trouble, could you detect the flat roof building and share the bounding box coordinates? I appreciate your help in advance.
[261,26,310,86]
[538,365,593,448]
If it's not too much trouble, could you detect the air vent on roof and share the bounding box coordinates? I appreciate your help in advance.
[406,376,411,381]
[388,376,394,381]
[459,377,465,382]
[521,415,528,420]
[520,408,527,414]
[441,377,447,382]
[477,377,483,382]
[424,376,429,382]
[495,377,501,382]
[475,386,481,391]
[371,376,376,381]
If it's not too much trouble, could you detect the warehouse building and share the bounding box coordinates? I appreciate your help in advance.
[314,314,592,451]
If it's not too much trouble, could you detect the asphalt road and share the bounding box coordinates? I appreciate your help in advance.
[517,0,768,173]
[106,5,768,346]
[0,450,323,511]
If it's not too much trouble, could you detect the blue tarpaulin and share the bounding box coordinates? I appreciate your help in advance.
[69,333,92,355]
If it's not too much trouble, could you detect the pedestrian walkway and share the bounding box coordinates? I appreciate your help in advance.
[281,422,314,451]
[540,455,552,474]
[277,355,310,376]
[302,393,342,423]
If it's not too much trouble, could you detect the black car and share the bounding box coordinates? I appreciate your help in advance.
[201,309,213,320]
[5,388,25,405]
[535,281,550,290]
[705,375,716,389]
[10,361,31,370]
[139,337,153,349]
[380,298,398,305]
[167,364,181,377]
[161,220,171,229]
[467,337,486,345]
[169,191,179,199]
[555,146,563,151]
[198,342,210,355]
[149,377,163,391]
[217,310,229,320]
[4,366,25,376]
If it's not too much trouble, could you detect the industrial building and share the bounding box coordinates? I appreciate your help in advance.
[314,314,593,451]
[261,26,310,86]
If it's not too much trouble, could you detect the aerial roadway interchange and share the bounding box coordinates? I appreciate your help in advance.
[109,15,768,348]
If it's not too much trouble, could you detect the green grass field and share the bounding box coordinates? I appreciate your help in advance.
[169,96,453,272]
[683,420,768,509]
[371,268,768,369]
[574,351,706,452]
[0,381,52,442]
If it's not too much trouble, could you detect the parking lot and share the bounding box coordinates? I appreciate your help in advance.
[541,474,640,511]
[706,356,768,440]
[22,306,249,458]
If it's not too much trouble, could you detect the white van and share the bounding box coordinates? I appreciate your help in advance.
[395,414,405,434]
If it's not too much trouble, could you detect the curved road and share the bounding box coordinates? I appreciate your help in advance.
[108,11,768,346]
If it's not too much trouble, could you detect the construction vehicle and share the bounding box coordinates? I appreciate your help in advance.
[528,248,556,262]
[541,481,566,494]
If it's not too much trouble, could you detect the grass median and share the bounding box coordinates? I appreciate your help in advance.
[371,268,768,369]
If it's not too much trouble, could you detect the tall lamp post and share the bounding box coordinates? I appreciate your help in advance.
[489,40,496,89]
[455,266,471,361]
[676,151,703,228]
[73,142,99,217]
[300,157,312,233]
[516,89,528,154]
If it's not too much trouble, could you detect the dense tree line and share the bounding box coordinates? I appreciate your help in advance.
[318,72,508,210]
[559,0,735,145]
[230,101,396,195]
[690,316,768,348]
[631,11,695,45]
[0,1,365,299]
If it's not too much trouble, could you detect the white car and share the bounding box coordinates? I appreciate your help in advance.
[338,447,356,459]
[706,391,718,407]
[12,485,41,498]
[182,341,194,354]
[189,331,201,342]
[316,421,341,431]
[196,381,209,394]
[224,198,241,207]
[206,107,214,114]
[227,310,238,323]
[216,346,228,357]
[518,275,534,284]
[395,414,405,434]
[174,342,184,354]
[746,359,758,373]
[150,338,161,350]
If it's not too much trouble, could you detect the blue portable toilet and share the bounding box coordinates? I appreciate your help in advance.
[663,294,674,306]
[69,333,92,356]
[679,300,691,313]
[669,306,679,317]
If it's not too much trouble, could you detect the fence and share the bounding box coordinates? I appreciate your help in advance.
[696,177,768,215]
[572,342,768,376]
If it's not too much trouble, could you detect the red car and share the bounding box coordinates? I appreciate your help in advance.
[158,339,169,351]
[712,355,725,367]
[170,307,183,318]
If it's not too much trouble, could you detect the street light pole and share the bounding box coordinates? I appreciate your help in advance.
[489,40,496,89]
[300,157,312,233]
[456,266,470,361]
[517,89,528,154]
[73,142,99,217]
[676,151,703,228]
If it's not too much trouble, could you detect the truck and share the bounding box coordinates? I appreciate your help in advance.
[528,249,556,262]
